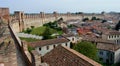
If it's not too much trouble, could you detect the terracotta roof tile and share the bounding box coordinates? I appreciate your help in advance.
[97,43,120,52]
[82,36,120,52]
[42,45,102,66]
[62,33,75,37]
[29,38,69,48]
[82,36,115,44]
[108,31,120,35]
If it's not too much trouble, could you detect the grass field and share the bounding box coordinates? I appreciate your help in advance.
[19,37,40,42]
[30,26,57,35]
[22,26,63,40]
[30,26,63,36]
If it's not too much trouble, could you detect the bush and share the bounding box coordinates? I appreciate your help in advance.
[68,25,74,28]
[30,26,56,36]
[102,20,107,23]
[25,28,32,34]
[28,46,35,52]
[115,21,120,31]
[42,27,52,40]
[31,26,35,29]
[73,41,99,61]
[20,37,39,42]
[91,17,97,20]
[82,18,89,22]
[58,18,63,22]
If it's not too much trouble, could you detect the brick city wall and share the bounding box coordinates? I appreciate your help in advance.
[10,11,104,33]
[0,8,104,33]
[0,8,9,23]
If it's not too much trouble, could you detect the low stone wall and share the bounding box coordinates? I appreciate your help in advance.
[8,24,32,66]
[17,33,43,39]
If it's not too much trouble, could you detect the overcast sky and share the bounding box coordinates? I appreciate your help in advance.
[0,0,120,13]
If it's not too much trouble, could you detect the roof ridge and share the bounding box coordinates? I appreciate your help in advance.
[29,38,69,48]
[62,46,102,66]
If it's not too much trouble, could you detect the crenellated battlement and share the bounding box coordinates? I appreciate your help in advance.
[0,8,104,33]
[0,8,9,23]
[9,11,104,32]
[0,7,105,66]
[9,11,104,22]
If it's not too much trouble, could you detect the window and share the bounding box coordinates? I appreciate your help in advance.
[116,40,119,44]
[106,59,109,63]
[117,35,119,38]
[53,45,56,48]
[107,52,109,56]
[39,47,41,51]
[47,46,49,50]
[99,51,103,55]
[114,35,116,38]
[72,38,74,41]
[66,43,67,46]
[112,36,113,38]
[108,36,110,39]
[110,53,113,61]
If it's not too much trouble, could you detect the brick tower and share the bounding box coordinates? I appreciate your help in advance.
[14,11,24,32]
[0,8,9,24]
[53,11,58,20]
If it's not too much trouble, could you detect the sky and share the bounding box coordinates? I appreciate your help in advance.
[0,0,120,13]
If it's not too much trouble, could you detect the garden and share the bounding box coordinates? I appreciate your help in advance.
[22,21,63,40]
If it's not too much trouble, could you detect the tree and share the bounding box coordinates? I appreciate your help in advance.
[82,18,89,22]
[25,28,32,34]
[31,26,34,29]
[96,18,101,20]
[58,18,63,22]
[101,11,105,15]
[75,12,83,15]
[67,24,73,28]
[112,62,120,66]
[91,17,97,20]
[115,21,120,31]
[73,41,98,61]
[42,27,52,40]
[102,20,107,23]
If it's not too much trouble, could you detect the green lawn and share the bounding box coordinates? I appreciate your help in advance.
[30,26,57,36]
[19,37,37,52]
[22,26,63,40]
[19,37,40,42]
[28,46,35,52]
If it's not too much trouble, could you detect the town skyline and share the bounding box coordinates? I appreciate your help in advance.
[1,4,120,65]
[0,0,120,13]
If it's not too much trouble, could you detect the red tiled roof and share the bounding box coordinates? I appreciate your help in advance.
[108,31,120,35]
[97,43,120,52]
[82,36,120,52]
[62,33,75,37]
[29,38,69,48]
[82,36,115,44]
[42,45,102,66]
[77,28,91,35]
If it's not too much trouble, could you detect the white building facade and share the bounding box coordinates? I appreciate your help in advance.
[62,33,82,44]
[30,38,70,56]
[36,42,70,56]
